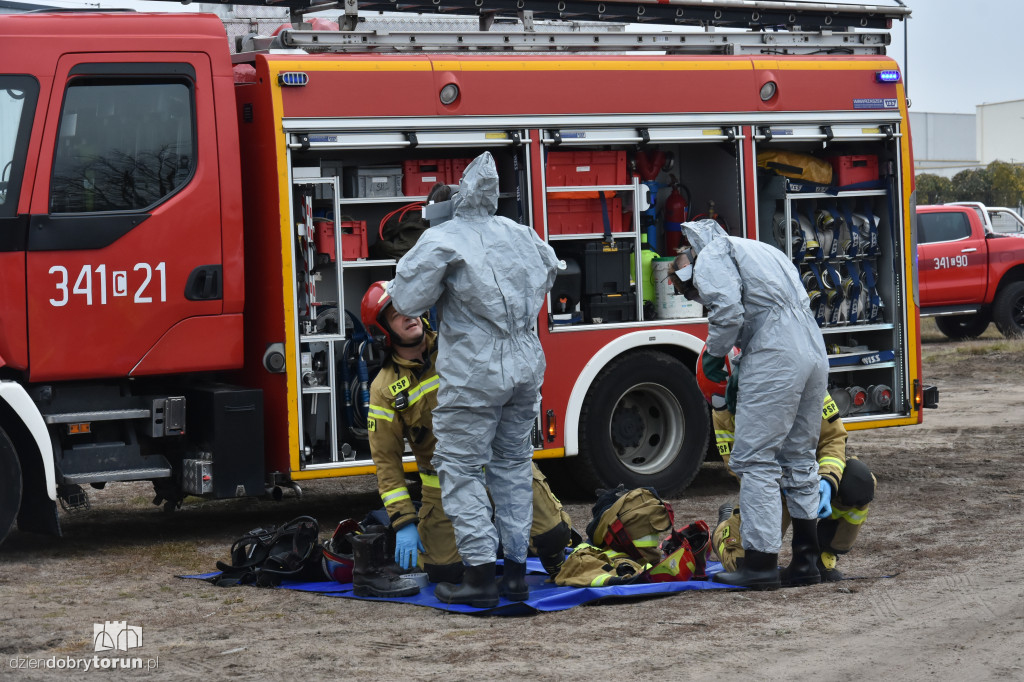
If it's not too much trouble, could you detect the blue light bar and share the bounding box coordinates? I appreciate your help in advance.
[278,72,309,87]
[876,70,901,83]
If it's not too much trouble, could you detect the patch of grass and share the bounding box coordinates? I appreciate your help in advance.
[954,337,1024,356]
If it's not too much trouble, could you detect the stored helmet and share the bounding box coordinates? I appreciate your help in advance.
[696,345,741,406]
[320,519,361,584]
[360,281,394,347]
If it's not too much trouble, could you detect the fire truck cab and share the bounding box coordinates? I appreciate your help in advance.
[0,0,926,545]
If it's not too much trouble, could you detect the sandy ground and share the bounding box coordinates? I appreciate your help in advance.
[2,319,1023,681]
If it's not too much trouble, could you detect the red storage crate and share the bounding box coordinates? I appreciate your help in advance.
[547,197,624,235]
[339,220,368,260]
[313,220,335,262]
[314,219,367,261]
[402,158,474,196]
[402,159,449,197]
[828,154,879,186]
[546,150,627,187]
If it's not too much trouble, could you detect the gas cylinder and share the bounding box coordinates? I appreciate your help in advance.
[663,177,689,255]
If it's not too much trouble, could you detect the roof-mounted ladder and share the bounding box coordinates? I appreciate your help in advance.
[200,0,912,56]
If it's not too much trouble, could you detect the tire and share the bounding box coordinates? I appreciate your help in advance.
[572,350,709,499]
[993,281,1024,338]
[934,313,990,340]
[0,427,23,546]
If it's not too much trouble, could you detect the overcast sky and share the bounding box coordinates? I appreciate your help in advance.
[23,0,1024,114]
[888,0,1024,113]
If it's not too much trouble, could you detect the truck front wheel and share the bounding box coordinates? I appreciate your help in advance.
[0,427,22,545]
[935,313,990,340]
[574,350,709,498]
[993,281,1024,338]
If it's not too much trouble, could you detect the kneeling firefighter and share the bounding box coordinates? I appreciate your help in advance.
[697,348,876,584]
[361,282,573,598]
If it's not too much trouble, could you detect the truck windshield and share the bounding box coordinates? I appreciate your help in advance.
[0,77,38,217]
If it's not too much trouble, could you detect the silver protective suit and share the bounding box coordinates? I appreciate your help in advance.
[389,152,560,565]
[682,219,828,554]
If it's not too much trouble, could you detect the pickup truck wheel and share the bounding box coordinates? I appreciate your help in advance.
[934,314,990,340]
[0,427,22,545]
[993,281,1024,338]
[574,350,709,498]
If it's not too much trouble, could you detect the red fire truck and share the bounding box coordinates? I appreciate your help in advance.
[0,0,933,544]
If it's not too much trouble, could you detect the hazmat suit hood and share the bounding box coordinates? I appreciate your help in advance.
[453,151,499,218]
[681,218,729,255]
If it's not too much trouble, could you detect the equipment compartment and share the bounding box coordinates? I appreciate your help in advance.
[754,123,908,420]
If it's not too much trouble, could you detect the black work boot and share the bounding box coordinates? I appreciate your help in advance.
[434,562,500,608]
[781,518,822,587]
[499,561,529,601]
[349,532,420,598]
[711,549,780,590]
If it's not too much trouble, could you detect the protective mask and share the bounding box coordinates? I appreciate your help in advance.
[675,264,693,283]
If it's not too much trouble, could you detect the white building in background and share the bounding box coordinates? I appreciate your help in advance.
[910,111,978,178]
[977,98,1024,166]
[911,100,1024,178]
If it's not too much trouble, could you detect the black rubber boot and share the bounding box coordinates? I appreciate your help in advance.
[711,549,780,590]
[434,562,499,608]
[350,532,420,598]
[499,561,529,601]
[781,518,822,587]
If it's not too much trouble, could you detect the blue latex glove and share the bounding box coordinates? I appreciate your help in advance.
[394,524,423,570]
[725,371,739,413]
[702,352,729,383]
[817,479,833,519]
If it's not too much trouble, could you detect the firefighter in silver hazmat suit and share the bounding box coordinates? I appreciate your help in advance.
[676,219,829,590]
[388,151,560,608]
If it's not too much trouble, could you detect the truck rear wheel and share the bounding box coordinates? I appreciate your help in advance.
[0,427,22,545]
[993,281,1024,338]
[935,313,990,340]
[574,350,709,498]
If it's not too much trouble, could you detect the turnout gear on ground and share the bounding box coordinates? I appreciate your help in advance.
[586,485,674,565]
[434,561,500,608]
[349,528,421,598]
[367,323,572,578]
[682,218,828,556]
[555,543,647,587]
[390,151,560,567]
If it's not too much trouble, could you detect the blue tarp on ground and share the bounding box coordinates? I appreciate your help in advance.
[181,558,733,615]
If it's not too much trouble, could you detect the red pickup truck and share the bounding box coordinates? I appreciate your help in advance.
[916,204,1024,338]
